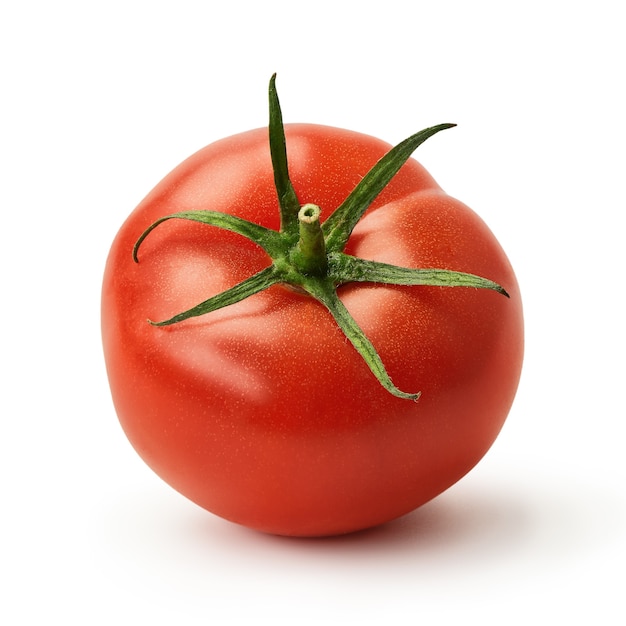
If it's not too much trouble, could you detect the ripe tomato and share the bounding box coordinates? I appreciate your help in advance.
[102,78,523,536]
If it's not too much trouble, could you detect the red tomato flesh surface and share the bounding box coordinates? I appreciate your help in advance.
[101,123,524,537]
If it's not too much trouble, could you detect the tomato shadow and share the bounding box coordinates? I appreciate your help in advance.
[248,478,625,571]
[244,484,532,564]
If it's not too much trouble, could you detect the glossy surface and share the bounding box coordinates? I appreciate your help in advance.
[101,124,524,536]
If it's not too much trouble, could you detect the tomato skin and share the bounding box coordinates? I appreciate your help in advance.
[102,123,523,536]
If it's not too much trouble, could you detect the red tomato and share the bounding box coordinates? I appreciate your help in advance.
[102,85,523,537]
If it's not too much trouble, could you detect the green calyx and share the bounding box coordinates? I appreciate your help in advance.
[133,74,509,401]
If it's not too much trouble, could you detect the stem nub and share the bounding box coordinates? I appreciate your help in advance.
[291,204,328,276]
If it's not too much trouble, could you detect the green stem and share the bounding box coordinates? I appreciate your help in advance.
[291,204,328,276]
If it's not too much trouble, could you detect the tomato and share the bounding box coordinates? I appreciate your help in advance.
[102,77,523,536]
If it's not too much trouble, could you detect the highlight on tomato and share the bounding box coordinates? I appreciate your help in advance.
[101,75,524,537]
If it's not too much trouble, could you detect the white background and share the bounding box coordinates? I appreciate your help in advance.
[2,1,624,623]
